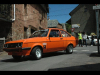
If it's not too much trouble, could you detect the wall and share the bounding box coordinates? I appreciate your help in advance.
[12,4,24,41]
[57,24,63,29]
[71,4,96,34]
[12,4,48,41]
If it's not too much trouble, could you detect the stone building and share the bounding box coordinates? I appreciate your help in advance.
[47,20,63,29]
[69,4,96,35]
[0,4,49,41]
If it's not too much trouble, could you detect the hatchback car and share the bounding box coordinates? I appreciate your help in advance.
[93,35,100,45]
[3,28,78,60]
[87,35,100,45]
[86,36,92,45]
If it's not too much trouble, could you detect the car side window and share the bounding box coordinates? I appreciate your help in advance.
[49,30,60,37]
[60,30,71,37]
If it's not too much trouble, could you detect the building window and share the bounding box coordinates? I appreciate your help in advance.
[24,27,27,39]
[24,4,27,15]
[40,20,42,25]
[84,8,87,12]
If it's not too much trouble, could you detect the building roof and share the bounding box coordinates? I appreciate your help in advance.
[69,4,95,16]
[48,20,59,28]
[69,4,95,33]
[69,4,82,16]
[66,18,71,24]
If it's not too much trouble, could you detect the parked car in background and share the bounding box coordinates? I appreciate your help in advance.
[86,36,91,45]
[86,35,100,45]
[93,35,100,46]
[3,28,78,60]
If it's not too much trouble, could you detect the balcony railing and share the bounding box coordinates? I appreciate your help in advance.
[0,4,12,21]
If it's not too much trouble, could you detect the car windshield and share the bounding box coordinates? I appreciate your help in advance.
[29,29,49,38]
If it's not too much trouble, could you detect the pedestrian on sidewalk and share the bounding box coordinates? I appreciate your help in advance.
[82,32,87,47]
[91,35,94,46]
[78,31,83,47]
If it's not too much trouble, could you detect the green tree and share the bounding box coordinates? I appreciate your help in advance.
[68,25,71,33]
[65,23,71,33]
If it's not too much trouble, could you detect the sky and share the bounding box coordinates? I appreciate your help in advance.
[48,4,79,24]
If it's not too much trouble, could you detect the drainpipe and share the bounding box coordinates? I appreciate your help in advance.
[12,4,15,21]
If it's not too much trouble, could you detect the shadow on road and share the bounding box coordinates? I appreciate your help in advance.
[1,56,35,62]
[48,63,100,71]
[1,51,67,62]
[89,53,100,57]
[42,51,67,58]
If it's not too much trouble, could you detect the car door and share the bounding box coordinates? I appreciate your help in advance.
[47,29,64,52]
[60,30,72,49]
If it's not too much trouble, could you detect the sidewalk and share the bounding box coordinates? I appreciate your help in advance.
[0,51,7,56]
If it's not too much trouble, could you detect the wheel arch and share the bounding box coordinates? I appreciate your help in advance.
[30,45,43,55]
[65,43,73,54]
[67,43,74,48]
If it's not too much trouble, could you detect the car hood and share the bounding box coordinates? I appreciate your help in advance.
[5,37,47,44]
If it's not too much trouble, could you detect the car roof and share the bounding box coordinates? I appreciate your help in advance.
[45,28,64,31]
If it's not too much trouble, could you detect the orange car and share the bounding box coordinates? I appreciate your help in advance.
[3,28,78,60]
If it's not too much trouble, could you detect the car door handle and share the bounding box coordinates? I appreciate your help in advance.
[60,38,63,39]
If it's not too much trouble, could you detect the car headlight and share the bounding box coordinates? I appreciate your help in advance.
[4,44,8,48]
[17,43,23,47]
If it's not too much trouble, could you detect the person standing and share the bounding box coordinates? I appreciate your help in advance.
[91,35,94,46]
[82,32,87,47]
[78,31,83,47]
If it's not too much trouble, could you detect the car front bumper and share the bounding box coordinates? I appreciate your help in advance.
[3,47,31,56]
[3,47,31,52]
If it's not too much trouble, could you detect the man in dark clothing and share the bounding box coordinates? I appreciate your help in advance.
[91,35,94,46]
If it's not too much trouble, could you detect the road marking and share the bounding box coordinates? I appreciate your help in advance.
[92,51,98,52]
[73,50,77,51]
[74,50,98,52]
[81,50,89,51]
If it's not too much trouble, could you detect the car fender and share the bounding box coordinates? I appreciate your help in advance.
[31,43,43,50]
[66,42,73,47]
[68,41,76,48]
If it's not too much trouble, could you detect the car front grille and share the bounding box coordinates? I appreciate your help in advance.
[7,43,18,48]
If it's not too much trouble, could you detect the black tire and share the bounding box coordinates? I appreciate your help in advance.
[12,55,22,60]
[65,45,73,54]
[31,47,42,60]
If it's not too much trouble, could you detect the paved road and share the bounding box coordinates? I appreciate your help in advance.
[0,45,100,71]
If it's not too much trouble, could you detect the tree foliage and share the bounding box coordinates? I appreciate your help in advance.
[65,23,71,33]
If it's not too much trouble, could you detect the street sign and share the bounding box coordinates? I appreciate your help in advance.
[71,28,75,32]
[72,24,80,28]
[93,5,100,10]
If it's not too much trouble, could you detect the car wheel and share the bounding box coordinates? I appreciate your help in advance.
[31,47,42,60]
[12,55,22,60]
[66,45,73,54]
